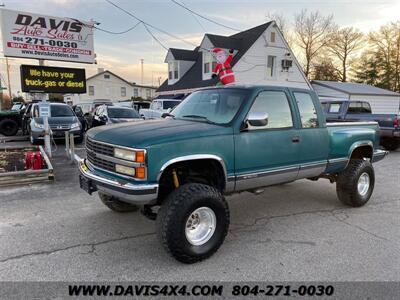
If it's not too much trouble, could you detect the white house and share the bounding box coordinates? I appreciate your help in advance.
[64,70,157,105]
[312,80,400,114]
[156,21,311,96]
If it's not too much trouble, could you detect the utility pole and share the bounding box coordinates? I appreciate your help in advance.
[140,59,144,85]
[6,57,11,99]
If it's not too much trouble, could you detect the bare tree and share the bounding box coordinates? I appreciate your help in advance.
[265,12,294,47]
[294,10,335,78]
[328,27,364,82]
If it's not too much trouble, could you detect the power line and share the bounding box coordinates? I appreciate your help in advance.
[170,0,240,32]
[104,0,202,49]
[94,21,142,35]
[143,24,169,50]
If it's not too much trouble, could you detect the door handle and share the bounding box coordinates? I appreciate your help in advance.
[292,136,300,143]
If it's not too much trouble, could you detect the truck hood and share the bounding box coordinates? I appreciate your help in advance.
[87,118,231,148]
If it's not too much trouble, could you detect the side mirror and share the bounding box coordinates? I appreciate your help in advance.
[247,112,269,127]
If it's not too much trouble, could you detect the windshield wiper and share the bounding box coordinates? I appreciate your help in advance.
[181,114,217,124]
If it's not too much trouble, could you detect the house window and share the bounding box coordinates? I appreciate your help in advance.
[146,89,151,99]
[270,32,276,43]
[203,51,216,77]
[88,86,94,96]
[267,56,276,77]
[104,74,110,79]
[168,61,179,80]
[134,88,138,98]
[121,87,126,97]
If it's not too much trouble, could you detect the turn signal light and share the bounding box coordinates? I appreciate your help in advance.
[135,167,146,179]
[136,151,145,163]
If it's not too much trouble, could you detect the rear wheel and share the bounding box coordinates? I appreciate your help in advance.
[0,119,18,136]
[157,183,229,264]
[99,192,139,212]
[336,159,375,207]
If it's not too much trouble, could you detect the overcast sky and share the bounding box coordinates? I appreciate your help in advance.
[1,0,399,96]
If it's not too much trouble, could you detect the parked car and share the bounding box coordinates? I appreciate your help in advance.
[28,102,83,144]
[72,105,88,133]
[79,86,387,263]
[133,100,151,113]
[75,99,113,128]
[321,100,400,150]
[139,99,181,119]
[91,105,142,127]
[10,102,25,112]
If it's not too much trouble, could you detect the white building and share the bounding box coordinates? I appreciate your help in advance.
[156,21,311,96]
[64,70,157,105]
[312,80,400,114]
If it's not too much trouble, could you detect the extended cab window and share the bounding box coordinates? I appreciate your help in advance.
[328,103,341,113]
[248,91,293,129]
[294,92,319,128]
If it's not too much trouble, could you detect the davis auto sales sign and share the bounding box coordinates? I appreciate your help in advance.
[0,9,95,63]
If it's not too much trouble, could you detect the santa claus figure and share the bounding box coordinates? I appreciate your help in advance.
[211,48,235,85]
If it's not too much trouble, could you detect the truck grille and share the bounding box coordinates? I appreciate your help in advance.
[86,138,115,172]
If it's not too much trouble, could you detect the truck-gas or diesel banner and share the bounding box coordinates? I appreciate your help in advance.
[20,65,86,94]
[0,9,95,63]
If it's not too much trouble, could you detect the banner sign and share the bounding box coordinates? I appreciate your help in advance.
[20,65,86,94]
[0,9,95,63]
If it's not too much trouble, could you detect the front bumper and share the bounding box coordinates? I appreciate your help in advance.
[371,149,388,163]
[78,159,158,205]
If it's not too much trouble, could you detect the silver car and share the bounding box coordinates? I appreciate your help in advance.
[29,103,83,144]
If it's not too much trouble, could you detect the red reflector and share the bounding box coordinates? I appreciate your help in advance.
[394,118,399,128]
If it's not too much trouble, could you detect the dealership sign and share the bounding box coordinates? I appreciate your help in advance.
[0,9,95,63]
[20,65,86,94]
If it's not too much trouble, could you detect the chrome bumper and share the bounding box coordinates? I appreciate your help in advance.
[372,149,388,163]
[78,159,158,205]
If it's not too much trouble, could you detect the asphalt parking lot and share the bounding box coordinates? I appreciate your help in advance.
[0,143,399,281]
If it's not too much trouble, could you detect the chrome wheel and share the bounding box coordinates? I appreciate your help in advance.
[185,207,216,246]
[357,172,370,196]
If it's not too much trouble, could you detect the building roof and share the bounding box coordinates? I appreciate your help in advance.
[312,80,400,96]
[170,48,199,61]
[157,22,273,93]
[86,70,156,89]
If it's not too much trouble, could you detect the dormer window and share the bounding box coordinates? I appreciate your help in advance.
[168,61,179,80]
[203,52,217,79]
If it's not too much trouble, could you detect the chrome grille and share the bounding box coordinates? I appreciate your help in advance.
[86,138,115,171]
[50,124,70,130]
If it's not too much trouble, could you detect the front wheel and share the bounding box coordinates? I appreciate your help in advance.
[336,159,375,207]
[157,183,229,264]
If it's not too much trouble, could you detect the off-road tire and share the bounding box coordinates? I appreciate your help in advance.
[157,183,229,264]
[99,192,139,213]
[336,159,375,207]
[381,139,400,151]
[0,119,18,136]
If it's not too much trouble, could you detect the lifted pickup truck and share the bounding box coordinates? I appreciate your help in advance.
[322,100,400,151]
[79,86,387,263]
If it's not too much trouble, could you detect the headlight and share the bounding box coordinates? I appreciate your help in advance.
[33,122,44,129]
[115,164,136,176]
[114,148,136,161]
[70,122,81,129]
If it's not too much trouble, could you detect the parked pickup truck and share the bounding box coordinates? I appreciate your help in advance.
[322,100,400,151]
[139,99,181,119]
[79,86,387,263]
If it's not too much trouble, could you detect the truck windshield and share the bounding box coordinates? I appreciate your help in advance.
[173,89,250,125]
[108,107,140,119]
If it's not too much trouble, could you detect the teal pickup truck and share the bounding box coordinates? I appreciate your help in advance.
[79,86,387,263]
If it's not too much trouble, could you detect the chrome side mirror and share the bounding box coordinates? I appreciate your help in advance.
[247,112,269,127]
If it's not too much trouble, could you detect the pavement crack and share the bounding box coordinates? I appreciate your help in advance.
[0,232,155,264]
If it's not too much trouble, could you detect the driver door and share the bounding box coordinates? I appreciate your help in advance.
[234,90,300,191]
